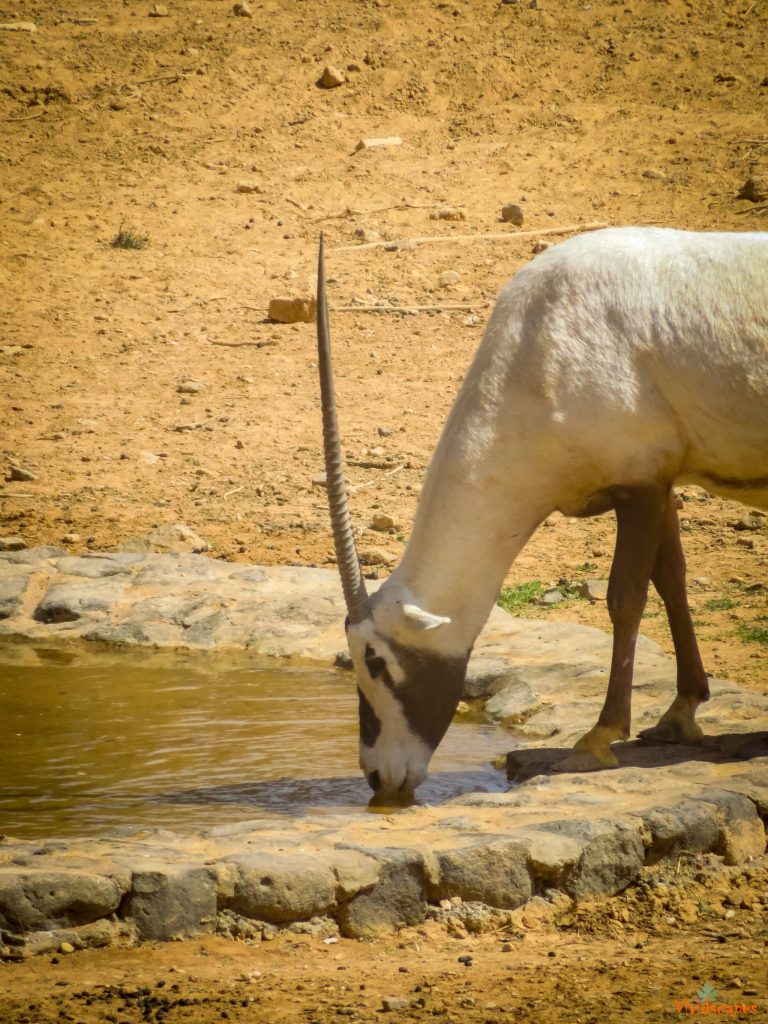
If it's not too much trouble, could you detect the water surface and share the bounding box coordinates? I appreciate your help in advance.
[0,647,511,838]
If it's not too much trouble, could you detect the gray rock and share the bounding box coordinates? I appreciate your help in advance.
[517,830,584,886]
[0,870,126,932]
[700,788,766,865]
[382,997,410,1011]
[0,546,66,564]
[178,611,227,649]
[643,801,720,864]
[337,850,426,938]
[429,839,532,909]
[323,850,381,901]
[53,556,132,579]
[539,820,645,899]
[131,553,227,585]
[540,588,564,605]
[225,854,337,923]
[438,270,461,288]
[118,524,210,554]
[81,621,183,647]
[33,578,125,623]
[229,567,269,584]
[580,579,609,601]
[0,537,26,552]
[123,593,223,628]
[123,864,217,940]
[0,574,28,620]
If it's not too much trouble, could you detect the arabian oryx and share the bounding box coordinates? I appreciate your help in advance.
[316,227,768,798]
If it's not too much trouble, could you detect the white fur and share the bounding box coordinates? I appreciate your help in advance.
[379,227,768,652]
[347,622,432,790]
[348,226,767,795]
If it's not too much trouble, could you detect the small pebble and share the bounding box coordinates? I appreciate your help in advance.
[319,65,345,89]
[501,203,525,226]
[371,512,395,531]
[580,579,609,601]
[438,270,461,288]
[354,227,380,242]
[382,996,409,1012]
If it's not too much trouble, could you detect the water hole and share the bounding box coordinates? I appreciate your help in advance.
[0,647,512,839]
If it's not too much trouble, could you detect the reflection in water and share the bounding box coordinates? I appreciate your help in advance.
[0,648,511,838]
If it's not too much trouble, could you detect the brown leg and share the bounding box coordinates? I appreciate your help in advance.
[638,490,710,744]
[573,485,668,767]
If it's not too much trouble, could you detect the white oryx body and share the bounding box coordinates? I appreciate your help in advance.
[317,227,768,797]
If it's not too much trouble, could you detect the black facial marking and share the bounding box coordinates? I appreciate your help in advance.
[378,637,470,751]
[364,643,390,684]
[357,686,382,748]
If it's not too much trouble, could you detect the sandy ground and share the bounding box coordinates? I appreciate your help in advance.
[0,0,767,1012]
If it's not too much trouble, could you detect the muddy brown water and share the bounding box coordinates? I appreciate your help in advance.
[0,647,512,839]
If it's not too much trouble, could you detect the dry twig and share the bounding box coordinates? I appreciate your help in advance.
[349,464,407,493]
[136,74,186,85]
[332,221,609,252]
[334,302,487,313]
[2,108,47,124]
[208,339,278,348]
[312,202,448,222]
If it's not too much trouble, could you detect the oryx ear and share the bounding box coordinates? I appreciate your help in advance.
[401,603,451,631]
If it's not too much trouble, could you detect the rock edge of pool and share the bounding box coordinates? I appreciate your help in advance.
[1,546,766,956]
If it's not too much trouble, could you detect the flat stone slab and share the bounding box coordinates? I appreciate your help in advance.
[0,547,766,955]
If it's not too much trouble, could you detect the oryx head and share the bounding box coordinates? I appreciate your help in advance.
[316,235,469,797]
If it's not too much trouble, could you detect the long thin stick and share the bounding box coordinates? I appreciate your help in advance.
[333,302,488,313]
[208,339,277,348]
[311,201,449,222]
[2,109,46,124]
[136,74,185,85]
[350,463,406,493]
[331,221,609,252]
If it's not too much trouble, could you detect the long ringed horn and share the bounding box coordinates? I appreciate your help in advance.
[316,233,371,624]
